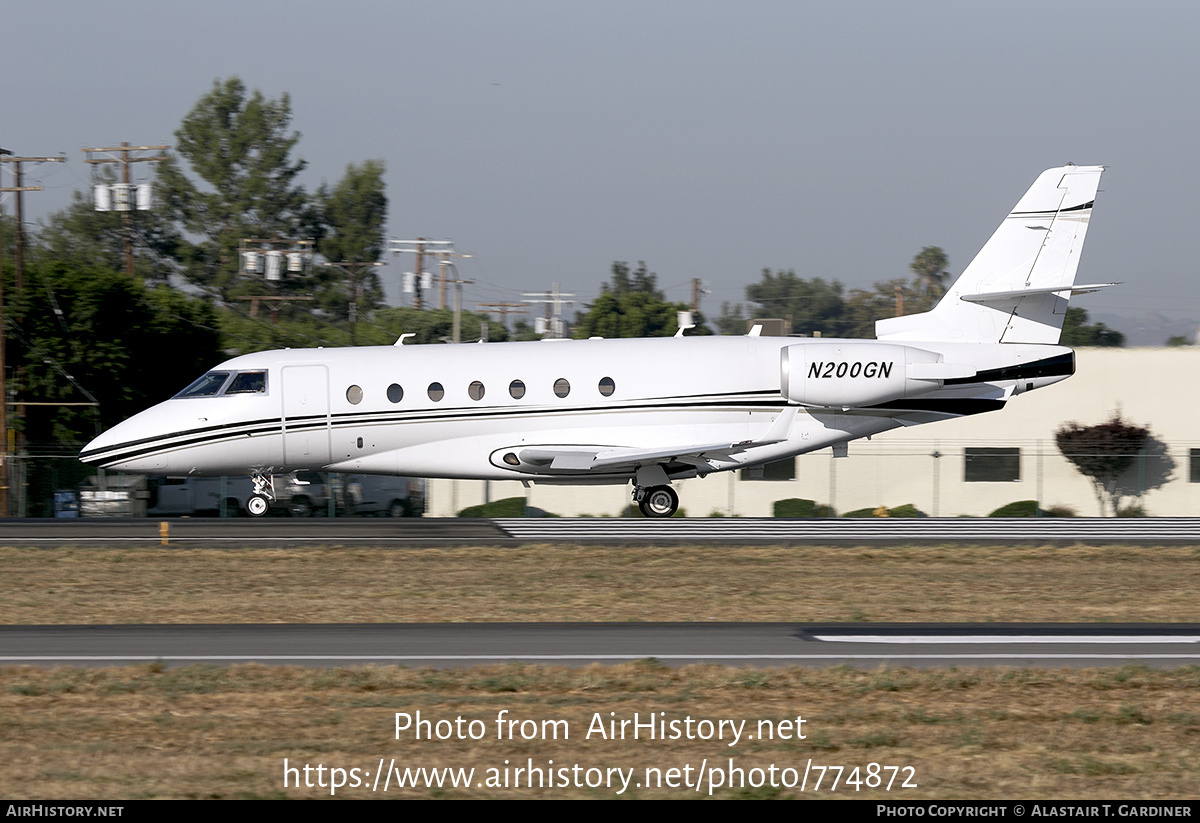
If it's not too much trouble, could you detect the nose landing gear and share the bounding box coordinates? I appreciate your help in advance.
[248,472,275,518]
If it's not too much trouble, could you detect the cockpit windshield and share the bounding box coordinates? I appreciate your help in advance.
[225,371,267,395]
[174,370,268,399]
[175,371,231,398]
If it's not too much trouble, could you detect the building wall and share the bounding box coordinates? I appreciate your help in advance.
[427,348,1200,517]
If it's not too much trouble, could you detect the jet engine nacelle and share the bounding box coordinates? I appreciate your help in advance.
[780,342,947,407]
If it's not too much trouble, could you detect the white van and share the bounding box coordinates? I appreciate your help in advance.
[147,472,331,517]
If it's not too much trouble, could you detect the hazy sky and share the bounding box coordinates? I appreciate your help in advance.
[4,1,1198,337]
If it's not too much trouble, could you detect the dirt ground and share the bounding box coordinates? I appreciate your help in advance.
[2,541,1198,799]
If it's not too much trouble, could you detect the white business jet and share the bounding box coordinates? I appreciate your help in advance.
[81,165,1109,517]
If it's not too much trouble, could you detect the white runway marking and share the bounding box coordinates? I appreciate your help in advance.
[812,635,1200,644]
[6,653,1200,663]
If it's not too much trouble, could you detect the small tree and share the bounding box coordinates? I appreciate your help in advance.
[1055,413,1150,516]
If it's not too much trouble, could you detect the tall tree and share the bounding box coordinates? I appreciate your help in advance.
[909,246,950,297]
[313,160,388,325]
[743,269,847,337]
[156,77,315,296]
[318,160,387,265]
[573,261,710,339]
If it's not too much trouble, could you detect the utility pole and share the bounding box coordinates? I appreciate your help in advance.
[0,150,66,517]
[0,152,66,292]
[390,239,471,310]
[523,284,576,338]
[392,238,442,310]
[236,237,315,324]
[439,262,474,343]
[477,302,527,334]
[323,261,384,344]
[81,143,168,277]
[691,278,710,313]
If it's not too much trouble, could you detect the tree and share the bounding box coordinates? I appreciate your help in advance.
[9,260,222,516]
[318,160,387,264]
[714,301,748,335]
[312,160,388,329]
[1060,307,1124,347]
[572,261,710,339]
[743,269,847,336]
[37,186,182,284]
[156,77,316,296]
[909,246,950,297]
[1055,413,1151,516]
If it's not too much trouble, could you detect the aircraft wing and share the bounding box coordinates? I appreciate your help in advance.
[515,406,799,473]
[520,442,752,471]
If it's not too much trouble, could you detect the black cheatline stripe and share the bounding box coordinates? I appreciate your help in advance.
[82,392,786,466]
[77,414,330,463]
[79,414,341,465]
[943,352,1074,386]
[1010,200,1093,217]
[868,398,1005,415]
[324,388,772,422]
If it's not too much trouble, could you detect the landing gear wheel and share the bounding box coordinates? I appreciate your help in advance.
[247,494,270,517]
[638,485,679,518]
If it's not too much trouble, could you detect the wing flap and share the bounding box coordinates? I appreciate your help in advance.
[513,406,800,473]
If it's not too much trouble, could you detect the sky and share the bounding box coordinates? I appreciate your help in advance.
[4,0,1199,342]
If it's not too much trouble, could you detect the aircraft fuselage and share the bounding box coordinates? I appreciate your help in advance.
[80,334,1071,483]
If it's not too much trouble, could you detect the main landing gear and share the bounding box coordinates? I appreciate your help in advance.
[247,472,275,518]
[634,484,679,518]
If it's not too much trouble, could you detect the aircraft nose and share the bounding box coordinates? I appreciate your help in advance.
[79,406,170,471]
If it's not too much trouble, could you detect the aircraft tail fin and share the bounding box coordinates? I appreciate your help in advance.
[875,165,1108,344]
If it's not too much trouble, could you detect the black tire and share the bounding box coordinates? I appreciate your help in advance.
[638,486,678,518]
[387,499,410,518]
[220,497,241,518]
[289,496,313,518]
[247,494,270,517]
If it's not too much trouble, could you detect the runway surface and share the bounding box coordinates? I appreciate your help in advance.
[7,519,1197,670]
[4,516,1200,545]
[4,623,1200,668]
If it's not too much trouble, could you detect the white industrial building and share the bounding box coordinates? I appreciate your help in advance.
[426,347,1199,518]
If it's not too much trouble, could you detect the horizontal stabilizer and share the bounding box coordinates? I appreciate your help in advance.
[961,282,1118,303]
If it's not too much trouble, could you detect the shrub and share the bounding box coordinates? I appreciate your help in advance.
[988,500,1040,517]
[988,501,1079,517]
[842,504,926,518]
[457,497,558,518]
[773,498,835,518]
